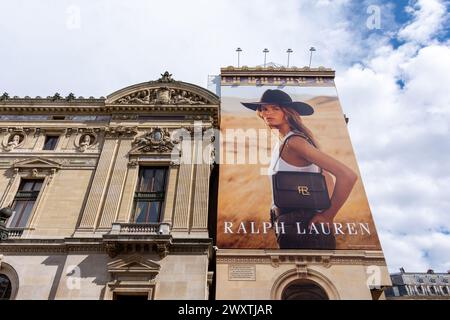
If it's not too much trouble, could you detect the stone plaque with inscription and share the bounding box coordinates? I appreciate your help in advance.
[228,265,256,281]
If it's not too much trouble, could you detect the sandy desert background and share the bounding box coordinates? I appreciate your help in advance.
[217,94,382,250]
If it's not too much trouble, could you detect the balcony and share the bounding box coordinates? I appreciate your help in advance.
[103,222,172,258]
[0,226,27,241]
[109,222,171,235]
[6,228,26,239]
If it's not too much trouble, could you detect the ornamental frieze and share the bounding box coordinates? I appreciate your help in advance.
[113,87,208,105]
[103,126,138,138]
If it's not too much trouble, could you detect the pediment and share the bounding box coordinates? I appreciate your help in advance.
[107,254,161,274]
[106,75,219,106]
[13,157,62,169]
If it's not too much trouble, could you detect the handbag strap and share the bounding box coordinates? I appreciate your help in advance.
[273,131,322,173]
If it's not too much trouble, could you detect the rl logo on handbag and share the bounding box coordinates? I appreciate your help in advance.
[297,186,310,196]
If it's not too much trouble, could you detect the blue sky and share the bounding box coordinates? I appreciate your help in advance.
[0,0,449,273]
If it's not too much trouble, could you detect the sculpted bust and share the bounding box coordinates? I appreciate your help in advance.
[77,134,95,152]
[3,133,23,151]
[8,134,21,148]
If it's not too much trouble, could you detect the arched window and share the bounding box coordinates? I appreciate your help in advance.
[281,279,329,300]
[0,274,12,300]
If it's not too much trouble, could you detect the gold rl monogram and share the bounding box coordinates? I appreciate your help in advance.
[297,186,310,196]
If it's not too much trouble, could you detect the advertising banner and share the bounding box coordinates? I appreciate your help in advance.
[217,85,381,250]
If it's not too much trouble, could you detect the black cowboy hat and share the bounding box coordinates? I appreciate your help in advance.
[241,89,314,116]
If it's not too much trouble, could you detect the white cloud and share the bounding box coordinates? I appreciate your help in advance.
[0,0,366,96]
[398,0,448,44]
[336,0,450,272]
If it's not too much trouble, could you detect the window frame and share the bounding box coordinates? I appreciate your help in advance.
[8,179,44,229]
[132,166,168,224]
[42,135,59,150]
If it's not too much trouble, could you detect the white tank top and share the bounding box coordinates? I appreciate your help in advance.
[268,131,320,175]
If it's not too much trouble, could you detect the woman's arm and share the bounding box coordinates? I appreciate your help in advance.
[286,137,358,225]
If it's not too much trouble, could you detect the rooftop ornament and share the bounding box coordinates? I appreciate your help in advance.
[157,71,174,83]
[66,93,76,101]
[51,93,62,101]
[0,92,9,101]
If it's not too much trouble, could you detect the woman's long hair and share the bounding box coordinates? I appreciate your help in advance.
[257,105,320,148]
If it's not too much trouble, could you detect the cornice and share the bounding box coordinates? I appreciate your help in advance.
[220,65,335,77]
[216,250,387,267]
[0,237,213,257]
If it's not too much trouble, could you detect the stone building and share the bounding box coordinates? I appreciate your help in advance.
[385,268,450,300]
[0,67,393,300]
[212,66,391,300]
[0,72,219,299]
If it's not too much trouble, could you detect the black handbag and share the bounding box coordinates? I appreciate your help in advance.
[272,132,331,210]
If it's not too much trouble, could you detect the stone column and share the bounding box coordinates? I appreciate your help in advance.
[172,140,195,231]
[77,137,118,231]
[116,161,139,223]
[191,162,210,230]
[97,138,133,229]
[161,164,179,225]
[0,169,20,208]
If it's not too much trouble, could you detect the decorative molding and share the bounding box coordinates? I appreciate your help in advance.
[0,156,98,170]
[130,128,180,154]
[295,262,308,278]
[220,66,335,87]
[112,114,139,121]
[0,237,213,257]
[107,253,161,276]
[216,252,387,267]
[127,159,138,168]
[13,157,62,170]
[104,126,138,138]
[113,87,209,105]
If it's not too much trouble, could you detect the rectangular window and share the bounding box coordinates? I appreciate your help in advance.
[9,179,44,228]
[43,135,59,150]
[133,167,168,223]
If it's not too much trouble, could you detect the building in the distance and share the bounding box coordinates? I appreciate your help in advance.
[385,268,450,300]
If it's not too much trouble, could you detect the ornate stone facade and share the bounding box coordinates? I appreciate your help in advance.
[0,73,219,300]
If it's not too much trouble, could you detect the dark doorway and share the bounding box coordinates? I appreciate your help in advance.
[0,274,12,300]
[281,279,329,300]
[113,292,149,300]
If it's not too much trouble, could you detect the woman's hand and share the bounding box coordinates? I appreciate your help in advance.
[287,136,358,225]
[308,210,335,229]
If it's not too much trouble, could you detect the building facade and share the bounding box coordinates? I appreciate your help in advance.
[0,72,219,299]
[213,66,391,300]
[385,269,450,299]
[0,67,392,300]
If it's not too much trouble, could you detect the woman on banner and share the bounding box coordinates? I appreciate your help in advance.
[241,89,358,249]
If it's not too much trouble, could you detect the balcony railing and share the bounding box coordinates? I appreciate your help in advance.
[109,222,171,235]
[1,227,26,239]
[8,228,25,239]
